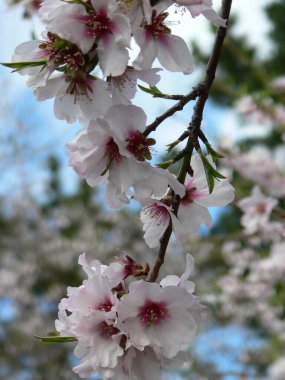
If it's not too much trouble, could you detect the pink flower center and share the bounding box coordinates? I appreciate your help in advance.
[256,202,266,214]
[139,300,168,327]
[104,138,121,162]
[96,300,113,312]
[109,71,136,91]
[126,131,152,161]
[181,186,198,205]
[27,0,42,10]
[144,11,171,39]
[144,201,170,223]
[65,72,94,103]
[80,10,113,39]
[98,321,119,339]
[39,32,85,71]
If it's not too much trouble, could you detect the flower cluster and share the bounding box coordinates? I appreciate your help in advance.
[4,1,235,378]
[13,0,225,123]
[8,0,233,248]
[56,253,205,379]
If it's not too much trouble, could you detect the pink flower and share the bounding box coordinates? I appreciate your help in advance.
[175,0,227,27]
[140,154,234,248]
[160,253,195,294]
[49,0,131,76]
[133,10,193,73]
[35,74,112,123]
[107,67,161,105]
[67,105,185,208]
[176,154,235,239]
[238,186,278,234]
[116,279,203,358]
[55,261,125,376]
[114,346,189,380]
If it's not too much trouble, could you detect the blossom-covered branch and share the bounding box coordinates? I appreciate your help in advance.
[148,0,233,282]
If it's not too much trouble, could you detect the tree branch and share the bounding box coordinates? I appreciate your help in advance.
[148,0,233,282]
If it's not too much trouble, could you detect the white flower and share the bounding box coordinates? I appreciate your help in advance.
[49,0,131,76]
[35,74,111,123]
[56,261,125,377]
[67,104,185,207]
[116,279,202,358]
[108,67,161,105]
[72,311,124,373]
[160,253,195,294]
[58,274,118,316]
[38,0,65,21]
[238,186,278,234]
[175,0,227,27]
[133,11,193,73]
[114,346,189,380]
[268,357,285,380]
[176,154,235,239]
[140,154,234,248]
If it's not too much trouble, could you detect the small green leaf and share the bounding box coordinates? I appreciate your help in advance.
[156,160,173,169]
[138,84,157,95]
[199,154,226,193]
[1,61,46,72]
[167,140,180,153]
[200,155,214,193]
[205,142,225,162]
[149,86,164,95]
[34,335,77,343]
[138,85,165,97]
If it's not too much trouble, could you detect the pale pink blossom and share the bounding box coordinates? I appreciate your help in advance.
[113,346,189,380]
[35,74,112,123]
[238,186,278,234]
[141,154,234,247]
[175,0,226,27]
[116,279,202,358]
[49,0,131,76]
[268,357,285,380]
[227,146,285,198]
[272,75,285,90]
[108,67,161,105]
[133,11,193,73]
[67,105,185,207]
[160,253,195,294]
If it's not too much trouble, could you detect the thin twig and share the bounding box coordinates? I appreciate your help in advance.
[143,85,204,137]
[148,0,233,282]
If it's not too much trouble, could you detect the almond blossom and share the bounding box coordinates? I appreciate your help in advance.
[48,0,131,76]
[116,279,202,358]
[67,104,185,207]
[35,74,112,123]
[56,253,203,379]
[141,154,235,248]
[268,357,285,380]
[107,67,161,105]
[238,186,278,235]
[133,10,193,73]
[175,0,227,27]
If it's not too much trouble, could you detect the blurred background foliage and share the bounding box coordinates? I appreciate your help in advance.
[1,1,285,379]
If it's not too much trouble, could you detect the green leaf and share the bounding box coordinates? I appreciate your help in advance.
[167,139,180,153]
[1,61,46,72]
[200,154,226,193]
[138,85,165,97]
[156,160,173,169]
[34,335,77,343]
[205,142,225,162]
[200,155,215,193]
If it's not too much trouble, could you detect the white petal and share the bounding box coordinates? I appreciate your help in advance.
[156,34,193,74]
